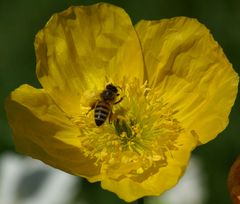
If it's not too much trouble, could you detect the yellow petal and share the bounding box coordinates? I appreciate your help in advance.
[5,84,101,182]
[135,17,238,144]
[35,3,144,115]
[101,131,197,202]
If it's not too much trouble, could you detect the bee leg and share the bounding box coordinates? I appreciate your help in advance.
[109,111,113,124]
[86,107,93,116]
[109,111,117,124]
[86,101,97,116]
[114,97,124,105]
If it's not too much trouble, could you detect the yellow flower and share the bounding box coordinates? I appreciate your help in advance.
[5,3,238,202]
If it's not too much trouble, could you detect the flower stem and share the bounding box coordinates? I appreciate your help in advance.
[138,197,144,204]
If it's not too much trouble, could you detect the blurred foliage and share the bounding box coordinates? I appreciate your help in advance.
[0,0,239,204]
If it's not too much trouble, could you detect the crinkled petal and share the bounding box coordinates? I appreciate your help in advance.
[135,17,238,144]
[35,3,144,115]
[5,84,101,182]
[101,131,197,202]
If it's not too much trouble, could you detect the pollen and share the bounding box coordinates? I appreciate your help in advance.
[70,80,184,178]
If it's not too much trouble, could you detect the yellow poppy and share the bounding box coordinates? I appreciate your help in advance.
[5,3,238,202]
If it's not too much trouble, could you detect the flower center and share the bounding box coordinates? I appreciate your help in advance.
[70,80,183,179]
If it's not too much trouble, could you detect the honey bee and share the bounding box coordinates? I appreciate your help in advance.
[87,84,123,126]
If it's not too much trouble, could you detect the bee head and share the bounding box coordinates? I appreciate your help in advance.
[101,84,120,101]
[106,84,118,93]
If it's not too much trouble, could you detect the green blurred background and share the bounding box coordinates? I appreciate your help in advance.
[0,0,239,204]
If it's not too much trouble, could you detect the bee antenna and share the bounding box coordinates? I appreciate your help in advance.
[116,85,122,90]
[105,76,110,84]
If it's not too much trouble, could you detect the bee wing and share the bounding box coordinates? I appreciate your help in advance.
[80,90,101,107]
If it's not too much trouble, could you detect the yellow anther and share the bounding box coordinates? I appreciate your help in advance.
[137,167,144,174]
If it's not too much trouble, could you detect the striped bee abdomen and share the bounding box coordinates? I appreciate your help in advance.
[94,101,111,126]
